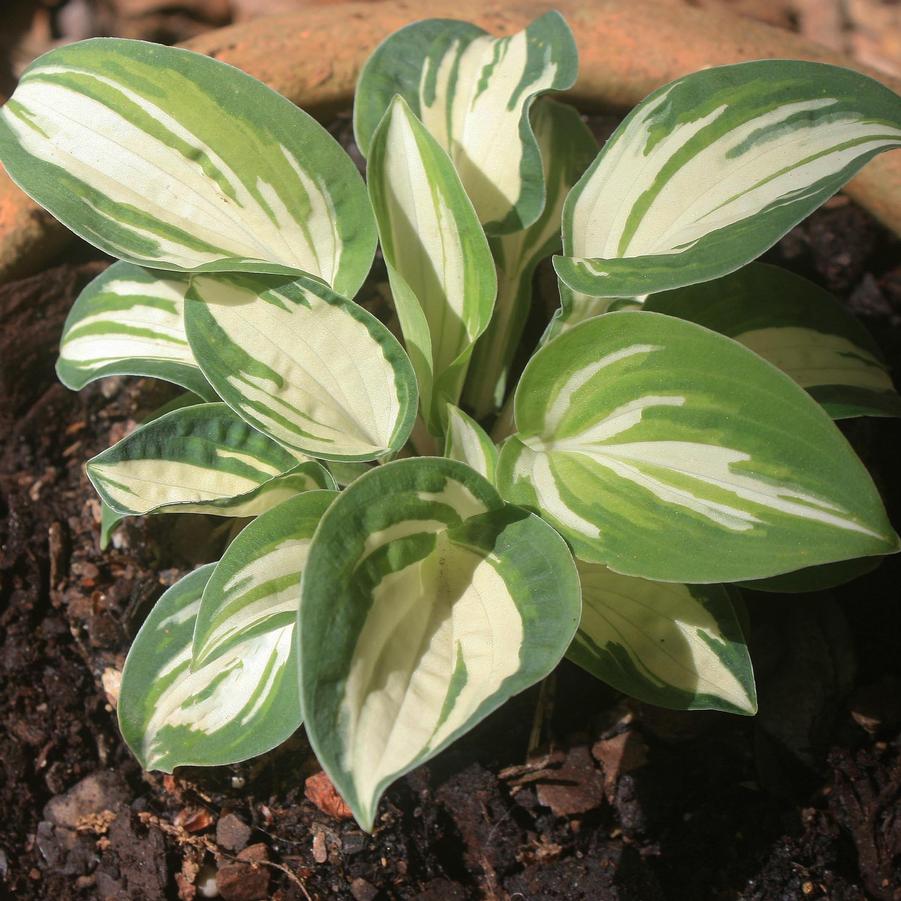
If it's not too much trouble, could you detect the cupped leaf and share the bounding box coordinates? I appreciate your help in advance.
[368,97,496,434]
[645,263,901,419]
[184,272,418,461]
[354,12,578,234]
[737,556,880,593]
[444,404,498,481]
[57,261,216,400]
[496,311,899,583]
[300,457,580,830]
[192,491,338,668]
[119,563,298,771]
[571,563,756,714]
[555,61,901,298]
[463,100,598,417]
[0,38,375,295]
[87,402,333,516]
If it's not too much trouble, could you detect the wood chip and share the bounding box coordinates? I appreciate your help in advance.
[592,729,649,797]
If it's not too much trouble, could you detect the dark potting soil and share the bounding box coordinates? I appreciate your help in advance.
[2,199,901,899]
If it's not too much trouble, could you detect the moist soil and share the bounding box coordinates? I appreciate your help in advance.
[2,170,901,897]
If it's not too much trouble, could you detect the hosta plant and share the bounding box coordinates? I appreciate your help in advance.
[2,13,901,830]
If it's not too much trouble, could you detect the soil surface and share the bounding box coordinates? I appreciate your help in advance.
[3,141,901,899]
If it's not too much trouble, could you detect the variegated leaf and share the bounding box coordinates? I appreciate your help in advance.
[555,61,901,298]
[192,489,336,667]
[571,563,756,714]
[496,311,899,583]
[57,261,216,400]
[184,272,418,461]
[87,402,333,516]
[645,263,901,419]
[98,391,204,548]
[119,562,298,771]
[463,100,598,417]
[367,97,495,434]
[354,12,577,234]
[444,404,498,481]
[300,458,580,830]
[0,39,375,296]
[121,491,341,770]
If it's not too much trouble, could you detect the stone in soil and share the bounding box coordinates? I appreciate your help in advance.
[216,843,269,901]
[216,812,252,851]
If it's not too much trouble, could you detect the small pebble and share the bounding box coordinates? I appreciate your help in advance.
[216,813,251,852]
[312,831,328,864]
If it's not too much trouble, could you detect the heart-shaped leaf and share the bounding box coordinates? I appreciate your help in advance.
[0,39,375,295]
[184,272,418,461]
[555,61,901,298]
[300,457,580,830]
[497,311,899,582]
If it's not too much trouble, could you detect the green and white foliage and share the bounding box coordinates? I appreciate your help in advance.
[645,263,901,419]
[354,12,578,234]
[368,96,496,434]
[300,458,580,830]
[120,490,344,774]
[497,311,899,583]
[87,402,333,517]
[120,491,324,773]
[5,10,901,829]
[463,100,598,418]
[184,272,418,460]
[98,391,205,546]
[0,39,375,296]
[120,565,214,770]
[444,404,498,481]
[193,490,336,667]
[57,261,215,400]
[555,61,901,299]
[572,563,756,714]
